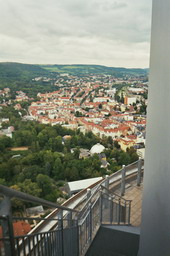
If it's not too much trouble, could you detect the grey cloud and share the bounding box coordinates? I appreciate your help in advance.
[0,0,152,67]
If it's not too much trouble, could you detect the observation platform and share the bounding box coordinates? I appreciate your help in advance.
[0,159,144,256]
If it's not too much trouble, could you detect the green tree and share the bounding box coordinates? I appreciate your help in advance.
[18,179,42,197]
[0,136,12,151]
[36,174,53,197]
[118,152,130,166]
[53,157,63,180]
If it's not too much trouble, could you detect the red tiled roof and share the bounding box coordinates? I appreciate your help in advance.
[0,221,31,238]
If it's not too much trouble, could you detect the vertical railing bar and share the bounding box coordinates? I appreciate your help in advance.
[28,235,32,256]
[52,232,56,256]
[7,214,16,256]
[47,233,50,256]
[36,234,40,256]
[60,218,64,256]
[56,230,59,256]
[51,231,54,256]
[59,228,62,256]
[16,237,20,256]
[124,202,126,224]
[15,237,20,255]
[118,199,120,225]
[49,232,52,256]
[100,191,103,224]
[22,237,26,256]
[39,233,43,256]
[48,233,52,256]
[52,231,54,256]
[32,233,36,256]
[53,231,56,256]
[43,233,47,256]
[76,220,79,256]
[128,201,131,225]
[110,199,113,224]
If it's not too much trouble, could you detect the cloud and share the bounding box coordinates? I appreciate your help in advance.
[0,0,152,67]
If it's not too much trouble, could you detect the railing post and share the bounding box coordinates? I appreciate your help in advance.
[128,201,131,225]
[89,203,92,243]
[58,210,64,256]
[75,217,79,256]
[105,175,109,190]
[66,211,72,227]
[86,188,92,242]
[121,165,126,196]
[86,188,91,200]
[0,196,15,256]
[105,175,109,194]
[118,198,121,225]
[99,190,103,224]
[109,197,113,224]
[137,158,142,186]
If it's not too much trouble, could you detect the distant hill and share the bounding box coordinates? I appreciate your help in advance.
[0,62,148,97]
[40,64,148,77]
[0,62,49,80]
[0,62,54,97]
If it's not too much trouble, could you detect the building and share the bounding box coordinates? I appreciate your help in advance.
[65,177,103,196]
[90,143,105,155]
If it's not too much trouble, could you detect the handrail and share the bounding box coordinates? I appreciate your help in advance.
[0,185,79,213]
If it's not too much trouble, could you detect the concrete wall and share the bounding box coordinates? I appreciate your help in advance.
[139,0,170,255]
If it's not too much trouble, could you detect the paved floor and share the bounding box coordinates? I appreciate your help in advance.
[122,181,143,227]
[112,178,143,227]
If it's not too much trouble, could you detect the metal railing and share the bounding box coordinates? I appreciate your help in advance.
[0,159,144,256]
[77,185,132,256]
[0,216,78,256]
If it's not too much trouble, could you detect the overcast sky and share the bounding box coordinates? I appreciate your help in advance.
[0,0,152,68]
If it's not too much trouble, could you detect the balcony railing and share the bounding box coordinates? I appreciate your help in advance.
[0,159,143,256]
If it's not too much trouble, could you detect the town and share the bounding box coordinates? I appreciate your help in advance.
[0,72,147,159]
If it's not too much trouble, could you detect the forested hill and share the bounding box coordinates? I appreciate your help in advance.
[0,62,148,97]
[0,62,55,97]
[0,62,148,80]
[40,64,148,77]
[0,62,50,82]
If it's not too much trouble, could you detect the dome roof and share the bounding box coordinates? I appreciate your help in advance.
[90,143,105,155]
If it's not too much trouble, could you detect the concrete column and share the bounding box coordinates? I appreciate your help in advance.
[139,1,170,255]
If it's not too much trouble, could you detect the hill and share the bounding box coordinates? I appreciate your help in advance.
[0,62,49,80]
[0,62,148,97]
[40,64,148,77]
[0,62,55,97]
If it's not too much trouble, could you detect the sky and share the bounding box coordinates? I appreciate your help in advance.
[0,0,152,68]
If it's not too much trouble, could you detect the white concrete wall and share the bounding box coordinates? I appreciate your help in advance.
[139,1,170,255]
